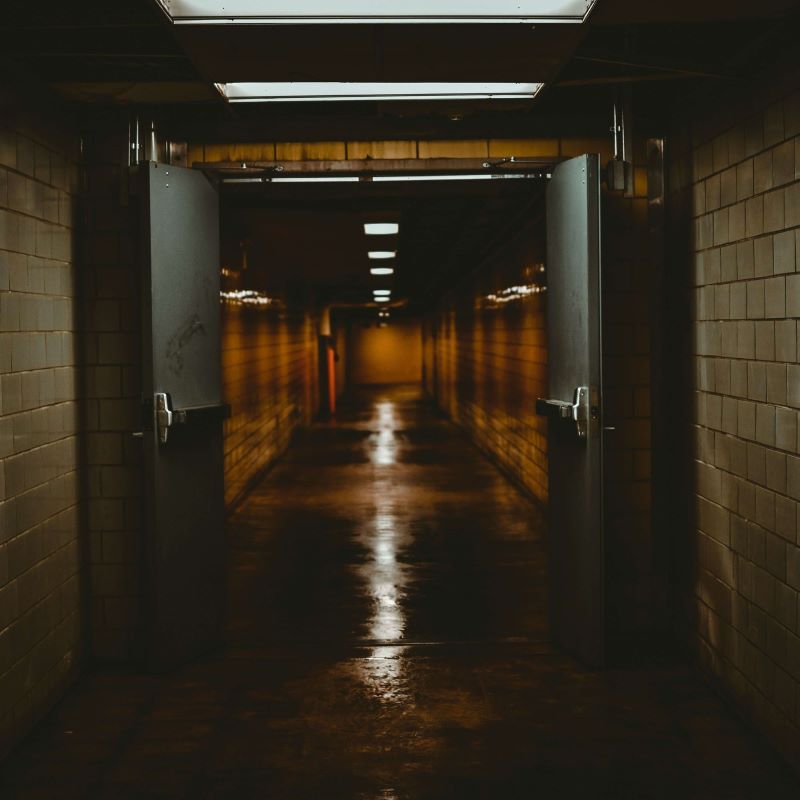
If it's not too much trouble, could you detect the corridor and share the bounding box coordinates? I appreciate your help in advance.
[2,387,798,799]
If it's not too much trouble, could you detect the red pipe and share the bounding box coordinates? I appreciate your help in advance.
[327,346,336,416]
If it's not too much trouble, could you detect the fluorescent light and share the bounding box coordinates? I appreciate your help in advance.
[373,173,543,182]
[365,223,399,236]
[373,290,392,296]
[222,173,546,186]
[161,1,598,24]
[221,176,361,184]
[217,82,543,103]
[370,267,395,276]
[369,251,396,260]
[273,176,361,183]
[375,297,391,303]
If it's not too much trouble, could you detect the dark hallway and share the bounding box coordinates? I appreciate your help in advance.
[2,387,797,799]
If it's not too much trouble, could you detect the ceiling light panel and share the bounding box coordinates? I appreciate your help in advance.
[372,173,542,182]
[272,176,361,183]
[217,82,543,102]
[222,173,545,185]
[160,1,597,24]
[368,251,397,260]
[370,267,395,276]
[364,223,399,235]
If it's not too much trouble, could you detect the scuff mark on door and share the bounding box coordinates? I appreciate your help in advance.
[166,314,206,376]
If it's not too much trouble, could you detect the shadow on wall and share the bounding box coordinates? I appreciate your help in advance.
[0,98,87,753]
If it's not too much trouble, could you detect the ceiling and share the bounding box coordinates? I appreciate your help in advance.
[2,0,797,141]
[220,178,545,312]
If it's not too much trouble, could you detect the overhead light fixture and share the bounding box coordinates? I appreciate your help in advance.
[273,176,361,183]
[375,297,391,303]
[369,251,396,260]
[372,173,543,182]
[373,289,392,296]
[370,267,395,276]
[222,172,546,185]
[216,82,543,103]
[221,176,361,184]
[158,1,598,25]
[364,223,399,236]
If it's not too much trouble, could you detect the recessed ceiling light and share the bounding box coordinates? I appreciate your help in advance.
[375,296,391,303]
[221,176,362,183]
[370,267,395,276]
[373,289,392,296]
[216,82,544,103]
[273,176,361,183]
[369,251,396,260]
[160,1,598,25]
[364,223,399,235]
[373,174,540,182]
[222,172,546,186]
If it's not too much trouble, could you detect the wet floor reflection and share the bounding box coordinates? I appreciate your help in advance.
[370,401,400,466]
[367,505,406,643]
[355,645,409,705]
[357,499,411,702]
[357,398,411,704]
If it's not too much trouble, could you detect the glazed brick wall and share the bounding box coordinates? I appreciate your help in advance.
[675,60,800,765]
[81,119,142,663]
[602,160,657,633]
[222,300,317,510]
[424,218,549,504]
[0,107,83,752]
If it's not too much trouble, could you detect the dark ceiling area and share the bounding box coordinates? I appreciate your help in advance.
[2,0,798,141]
[220,179,545,312]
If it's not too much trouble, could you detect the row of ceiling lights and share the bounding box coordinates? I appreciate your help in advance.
[365,222,398,306]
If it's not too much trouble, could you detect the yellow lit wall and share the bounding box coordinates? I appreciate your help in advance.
[425,217,549,503]
[348,318,423,385]
[221,300,318,508]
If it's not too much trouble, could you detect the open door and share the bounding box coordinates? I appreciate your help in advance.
[140,162,227,670]
[536,154,604,666]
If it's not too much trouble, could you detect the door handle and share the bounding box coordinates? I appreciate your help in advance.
[155,392,174,444]
[154,392,231,445]
[536,386,590,439]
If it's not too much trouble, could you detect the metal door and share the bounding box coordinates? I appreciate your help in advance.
[140,162,227,670]
[536,154,604,666]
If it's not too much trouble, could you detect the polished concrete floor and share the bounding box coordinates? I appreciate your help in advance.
[2,386,799,798]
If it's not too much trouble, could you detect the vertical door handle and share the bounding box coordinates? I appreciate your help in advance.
[536,386,590,439]
[155,392,174,444]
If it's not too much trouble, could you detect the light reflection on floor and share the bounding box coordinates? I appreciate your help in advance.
[358,398,410,704]
[371,401,400,466]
